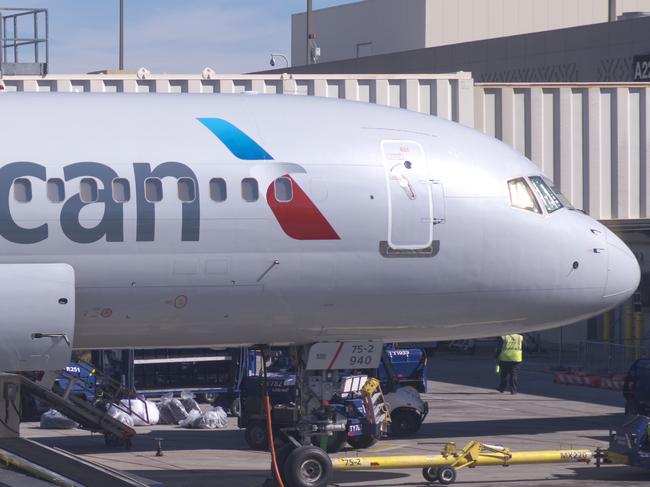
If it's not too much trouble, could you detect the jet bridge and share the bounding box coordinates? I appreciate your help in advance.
[0,8,49,76]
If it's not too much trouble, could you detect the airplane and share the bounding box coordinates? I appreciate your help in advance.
[0,92,640,373]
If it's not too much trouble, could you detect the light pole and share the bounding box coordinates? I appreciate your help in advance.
[119,0,124,70]
[306,0,312,65]
[269,53,289,68]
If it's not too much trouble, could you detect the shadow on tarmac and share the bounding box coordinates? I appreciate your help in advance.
[556,465,650,483]
[427,352,624,408]
[27,427,250,454]
[129,469,411,487]
[416,414,624,439]
[136,465,648,487]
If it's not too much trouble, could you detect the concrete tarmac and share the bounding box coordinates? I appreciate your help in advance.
[21,352,650,486]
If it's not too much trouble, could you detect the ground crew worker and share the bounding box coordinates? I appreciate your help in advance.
[496,334,523,394]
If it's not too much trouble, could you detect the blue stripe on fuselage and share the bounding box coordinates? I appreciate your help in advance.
[197,118,273,160]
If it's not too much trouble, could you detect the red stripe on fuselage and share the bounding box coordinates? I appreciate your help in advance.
[266,176,340,240]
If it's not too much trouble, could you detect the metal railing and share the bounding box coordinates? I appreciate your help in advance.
[556,340,649,375]
[0,8,48,76]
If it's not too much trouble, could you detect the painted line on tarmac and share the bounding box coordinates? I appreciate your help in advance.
[447,398,515,411]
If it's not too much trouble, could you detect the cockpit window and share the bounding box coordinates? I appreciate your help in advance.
[508,178,541,214]
[528,176,563,213]
[542,176,574,210]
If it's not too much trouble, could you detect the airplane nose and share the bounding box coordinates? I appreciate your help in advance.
[603,230,640,301]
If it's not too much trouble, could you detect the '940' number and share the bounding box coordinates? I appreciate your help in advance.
[349,355,373,366]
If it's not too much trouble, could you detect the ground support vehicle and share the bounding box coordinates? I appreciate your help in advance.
[240,344,427,449]
[379,347,428,436]
[239,370,388,452]
[623,358,650,416]
[605,415,650,470]
[20,364,140,449]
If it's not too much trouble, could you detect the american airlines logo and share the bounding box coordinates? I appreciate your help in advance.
[0,118,339,244]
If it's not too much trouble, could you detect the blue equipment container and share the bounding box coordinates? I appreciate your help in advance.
[623,358,650,416]
[379,346,428,393]
[55,362,98,402]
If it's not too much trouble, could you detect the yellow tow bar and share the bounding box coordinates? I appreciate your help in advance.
[332,441,594,484]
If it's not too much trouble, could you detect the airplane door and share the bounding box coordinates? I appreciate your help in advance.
[382,140,433,249]
[0,264,75,372]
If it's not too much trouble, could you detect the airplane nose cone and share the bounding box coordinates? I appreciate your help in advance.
[604,230,640,301]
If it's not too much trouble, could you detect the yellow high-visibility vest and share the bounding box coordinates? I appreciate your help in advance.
[499,334,523,363]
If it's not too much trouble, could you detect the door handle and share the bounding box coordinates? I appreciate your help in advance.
[32,333,71,347]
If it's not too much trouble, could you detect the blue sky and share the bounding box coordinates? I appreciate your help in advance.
[5,1,355,73]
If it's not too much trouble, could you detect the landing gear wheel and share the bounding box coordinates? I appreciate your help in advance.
[422,467,438,482]
[245,421,268,450]
[437,466,457,485]
[390,409,422,437]
[347,434,379,450]
[311,431,347,453]
[283,446,333,487]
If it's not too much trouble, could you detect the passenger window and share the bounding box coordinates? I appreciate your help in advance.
[47,178,65,203]
[274,177,293,202]
[528,176,563,213]
[145,178,163,202]
[508,178,541,214]
[80,178,98,203]
[13,178,32,202]
[112,178,130,203]
[178,178,196,202]
[241,178,259,202]
[210,178,227,202]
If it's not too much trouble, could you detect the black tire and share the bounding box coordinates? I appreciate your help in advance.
[311,431,347,453]
[422,467,438,482]
[437,466,457,485]
[347,434,379,450]
[625,400,638,415]
[230,397,241,417]
[283,446,333,487]
[245,421,268,450]
[390,408,422,437]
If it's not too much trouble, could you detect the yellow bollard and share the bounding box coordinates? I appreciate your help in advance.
[625,302,634,349]
[602,312,611,342]
[635,311,644,359]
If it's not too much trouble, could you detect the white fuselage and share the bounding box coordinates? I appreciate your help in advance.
[0,93,640,350]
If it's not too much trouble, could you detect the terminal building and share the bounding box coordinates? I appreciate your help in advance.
[287,0,650,82]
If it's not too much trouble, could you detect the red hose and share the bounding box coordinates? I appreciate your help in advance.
[265,393,285,487]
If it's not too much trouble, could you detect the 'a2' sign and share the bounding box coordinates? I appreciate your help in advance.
[633,55,650,81]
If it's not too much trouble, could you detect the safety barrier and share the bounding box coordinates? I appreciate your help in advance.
[553,371,627,390]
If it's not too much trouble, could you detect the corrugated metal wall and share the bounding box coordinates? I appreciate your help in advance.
[475,84,650,220]
[0,73,475,128]
[2,73,649,221]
